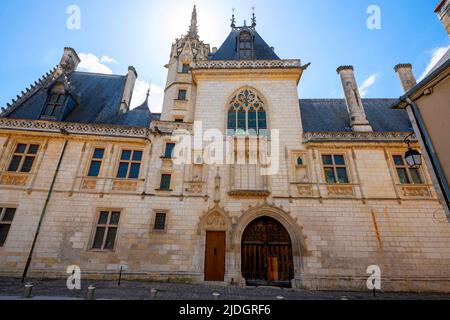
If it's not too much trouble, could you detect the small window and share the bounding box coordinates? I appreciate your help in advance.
[239,31,253,60]
[174,118,184,123]
[392,155,423,184]
[87,148,105,177]
[181,64,190,74]
[296,157,304,166]
[42,93,66,119]
[164,143,175,159]
[159,174,172,190]
[0,208,16,247]
[116,150,143,179]
[92,210,121,251]
[154,213,167,231]
[322,155,349,184]
[7,144,40,173]
[178,90,187,101]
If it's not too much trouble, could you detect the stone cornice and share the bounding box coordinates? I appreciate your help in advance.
[193,59,301,70]
[0,118,151,139]
[303,132,416,143]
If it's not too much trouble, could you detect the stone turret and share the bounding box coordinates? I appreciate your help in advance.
[160,5,210,122]
[336,66,373,132]
[394,63,417,93]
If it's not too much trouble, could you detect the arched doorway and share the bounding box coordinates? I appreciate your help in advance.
[241,216,294,287]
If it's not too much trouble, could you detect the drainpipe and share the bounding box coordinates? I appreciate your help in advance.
[404,97,450,213]
[21,133,69,283]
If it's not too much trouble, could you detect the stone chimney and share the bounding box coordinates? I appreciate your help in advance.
[119,66,138,114]
[435,0,450,37]
[336,66,373,132]
[55,47,81,78]
[394,63,417,93]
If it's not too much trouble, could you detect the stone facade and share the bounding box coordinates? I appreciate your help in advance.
[0,7,450,293]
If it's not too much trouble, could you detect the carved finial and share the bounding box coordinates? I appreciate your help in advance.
[187,5,199,39]
[251,6,256,28]
[231,8,236,28]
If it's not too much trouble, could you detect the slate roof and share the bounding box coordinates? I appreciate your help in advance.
[107,93,153,127]
[300,99,413,133]
[2,71,154,128]
[209,28,280,61]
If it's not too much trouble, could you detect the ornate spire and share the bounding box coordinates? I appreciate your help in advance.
[231,8,236,28]
[135,83,152,111]
[251,7,256,28]
[187,5,199,39]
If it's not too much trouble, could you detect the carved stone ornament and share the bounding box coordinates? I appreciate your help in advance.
[186,182,203,194]
[81,179,97,190]
[205,211,226,229]
[0,173,28,186]
[327,185,354,196]
[112,180,138,192]
[401,186,431,198]
[297,185,313,196]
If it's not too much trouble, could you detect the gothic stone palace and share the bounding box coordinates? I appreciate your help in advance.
[0,6,449,292]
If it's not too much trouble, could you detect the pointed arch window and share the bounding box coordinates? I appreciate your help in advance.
[227,89,267,136]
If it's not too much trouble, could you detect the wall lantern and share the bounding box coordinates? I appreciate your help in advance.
[404,133,422,169]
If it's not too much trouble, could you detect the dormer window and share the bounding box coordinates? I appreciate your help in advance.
[43,93,66,118]
[239,31,253,60]
[40,82,77,121]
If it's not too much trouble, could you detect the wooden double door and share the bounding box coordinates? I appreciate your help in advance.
[204,231,226,281]
[241,217,294,287]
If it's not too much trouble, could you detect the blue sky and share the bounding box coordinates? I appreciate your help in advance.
[0,0,448,112]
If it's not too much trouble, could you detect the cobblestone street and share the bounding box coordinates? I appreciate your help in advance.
[0,278,449,300]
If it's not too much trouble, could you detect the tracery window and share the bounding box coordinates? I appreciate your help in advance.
[227,89,267,136]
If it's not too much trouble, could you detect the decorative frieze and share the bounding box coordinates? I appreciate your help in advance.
[228,190,271,198]
[0,118,150,139]
[303,132,416,143]
[193,59,301,70]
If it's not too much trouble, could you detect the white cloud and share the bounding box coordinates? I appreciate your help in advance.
[77,53,113,74]
[130,79,165,113]
[419,45,450,81]
[100,55,118,64]
[359,73,378,97]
